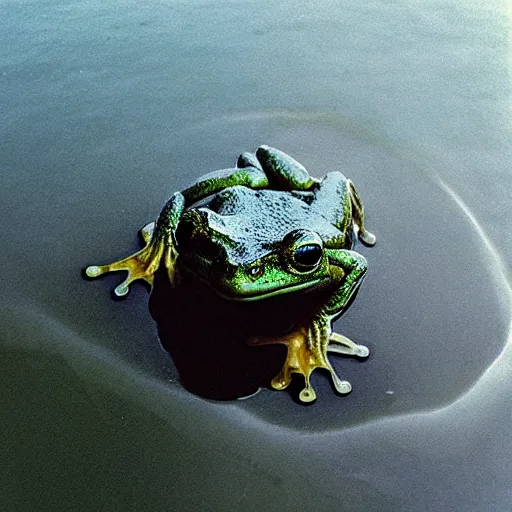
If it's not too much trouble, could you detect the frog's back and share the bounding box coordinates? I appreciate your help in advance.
[204,186,342,256]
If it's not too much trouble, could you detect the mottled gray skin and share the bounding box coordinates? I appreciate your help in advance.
[205,180,351,260]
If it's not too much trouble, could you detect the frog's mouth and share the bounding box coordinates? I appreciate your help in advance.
[231,278,327,301]
[208,274,333,302]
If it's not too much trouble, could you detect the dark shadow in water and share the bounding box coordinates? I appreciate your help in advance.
[149,266,283,400]
[149,265,362,402]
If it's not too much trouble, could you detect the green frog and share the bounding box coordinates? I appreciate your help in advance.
[85,146,376,403]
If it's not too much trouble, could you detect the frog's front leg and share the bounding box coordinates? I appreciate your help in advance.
[250,320,355,403]
[322,246,370,352]
[85,192,185,297]
[250,249,368,402]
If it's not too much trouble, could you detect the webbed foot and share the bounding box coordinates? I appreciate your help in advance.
[85,222,171,297]
[249,327,315,401]
[249,325,355,403]
[86,192,184,297]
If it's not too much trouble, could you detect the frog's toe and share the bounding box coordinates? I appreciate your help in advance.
[331,373,352,395]
[326,361,352,395]
[334,379,352,395]
[356,345,370,358]
[328,332,370,358]
[85,262,135,282]
[271,369,292,391]
[328,344,369,358]
[114,278,132,297]
[299,377,317,403]
[359,229,376,246]
[85,265,106,278]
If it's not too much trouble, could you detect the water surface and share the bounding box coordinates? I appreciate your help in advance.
[2,0,512,510]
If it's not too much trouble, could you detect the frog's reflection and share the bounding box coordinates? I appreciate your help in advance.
[149,266,334,401]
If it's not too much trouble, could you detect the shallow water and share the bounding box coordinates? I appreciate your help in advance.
[2,0,512,510]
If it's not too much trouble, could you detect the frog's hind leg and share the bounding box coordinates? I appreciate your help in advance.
[347,179,376,246]
[85,192,184,297]
[237,151,263,171]
[255,145,320,191]
[181,166,269,205]
[182,146,318,204]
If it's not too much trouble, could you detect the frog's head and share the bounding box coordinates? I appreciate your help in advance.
[175,209,332,301]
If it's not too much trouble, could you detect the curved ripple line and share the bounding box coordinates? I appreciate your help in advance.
[0,302,270,434]
[305,180,512,439]
[439,178,512,339]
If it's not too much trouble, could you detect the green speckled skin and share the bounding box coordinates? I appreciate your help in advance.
[86,145,376,403]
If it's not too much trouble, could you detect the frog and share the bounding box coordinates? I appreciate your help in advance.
[85,145,376,403]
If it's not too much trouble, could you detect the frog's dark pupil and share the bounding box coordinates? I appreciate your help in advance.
[292,244,322,270]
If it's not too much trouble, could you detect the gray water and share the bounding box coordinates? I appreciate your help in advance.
[2,0,512,510]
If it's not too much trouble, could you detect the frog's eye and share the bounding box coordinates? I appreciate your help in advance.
[292,244,323,270]
[285,229,324,273]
